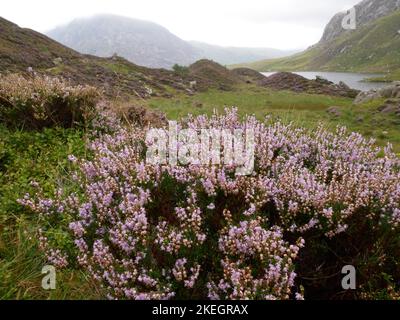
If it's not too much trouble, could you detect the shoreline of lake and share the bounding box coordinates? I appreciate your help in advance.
[261,71,389,92]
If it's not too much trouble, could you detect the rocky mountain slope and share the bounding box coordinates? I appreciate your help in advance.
[0,17,217,99]
[0,17,81,73]
[47,15,199,69]
[238,0,400,81]
[46,14,293,69]
[320,0,400,43]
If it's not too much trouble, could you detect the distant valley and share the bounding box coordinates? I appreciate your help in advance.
[46,14,297,69]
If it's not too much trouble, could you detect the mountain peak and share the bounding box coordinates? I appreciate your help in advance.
[47,14,198,69]
[46,15,294,69]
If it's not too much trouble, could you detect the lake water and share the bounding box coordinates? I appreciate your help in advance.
[261,71,388,92]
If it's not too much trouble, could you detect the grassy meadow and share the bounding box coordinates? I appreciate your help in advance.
[146,86,400,153]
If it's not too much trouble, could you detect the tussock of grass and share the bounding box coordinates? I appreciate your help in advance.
[0,126,103,299]
[0,74,100,130]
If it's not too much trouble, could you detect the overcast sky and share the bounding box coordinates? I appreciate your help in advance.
[2,0,361,50]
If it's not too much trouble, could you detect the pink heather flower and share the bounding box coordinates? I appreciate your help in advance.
[68,155,78,163]
[295,293,305,300]
[18,108,400,300]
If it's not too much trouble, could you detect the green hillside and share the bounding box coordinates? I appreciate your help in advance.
[0,17,211,99]
[238,10,400,81]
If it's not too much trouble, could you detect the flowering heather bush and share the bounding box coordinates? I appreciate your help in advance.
[20,108,400,300]
[0,74,100,129]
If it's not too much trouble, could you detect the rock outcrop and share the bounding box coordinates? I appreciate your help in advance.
[354,82,400,104]
[259,72,360,98]
[354,82,400,116]
[377,100,400,116]
[320,0,400,43]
